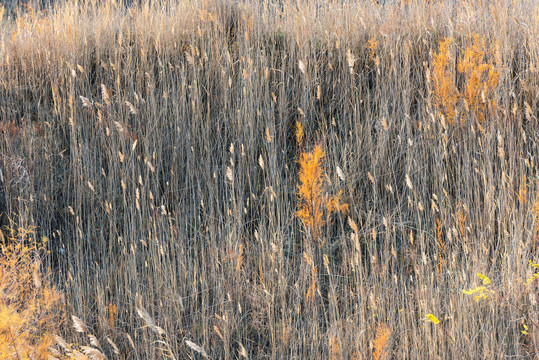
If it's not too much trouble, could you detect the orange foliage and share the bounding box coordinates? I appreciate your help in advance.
[295,121,304,146]
[431,35,500,126]
[0,228,62,360]
[373,325,391,360]
[533,195,539,246]
[367,36,380,68]
[458,34,500,124]
[432,37,459,125]
[296,145,348,241]
[328,334,341,360]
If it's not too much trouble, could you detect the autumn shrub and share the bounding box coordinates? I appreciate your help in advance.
[0,228,61,359]
[458,34,500,125]
[431,37,459,125]
[373,325,391,360]
[295,145,348,242]
[431,34,500,126]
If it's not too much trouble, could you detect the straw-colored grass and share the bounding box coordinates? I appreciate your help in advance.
[0,0,538,358]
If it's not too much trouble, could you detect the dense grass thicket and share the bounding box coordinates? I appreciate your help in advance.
[1,0,539,358]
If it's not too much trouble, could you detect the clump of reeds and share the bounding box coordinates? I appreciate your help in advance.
[0,0,538,358]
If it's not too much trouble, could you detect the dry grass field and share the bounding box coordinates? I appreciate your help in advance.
[0,0,539,358]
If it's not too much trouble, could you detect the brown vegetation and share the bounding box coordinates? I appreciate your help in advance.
[0,0,538,358]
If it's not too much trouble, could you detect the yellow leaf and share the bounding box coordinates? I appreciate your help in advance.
[477,273,491,285]
[425,314,440,324]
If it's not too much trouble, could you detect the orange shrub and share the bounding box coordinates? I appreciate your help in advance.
[458,34,500,124]
[432,37,459,125]
[296,145,348,241]
[0,228,61,360]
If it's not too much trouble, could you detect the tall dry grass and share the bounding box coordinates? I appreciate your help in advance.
[0,0,538,358]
